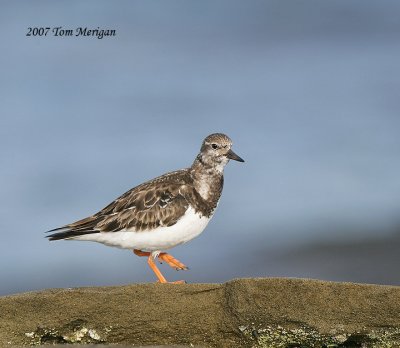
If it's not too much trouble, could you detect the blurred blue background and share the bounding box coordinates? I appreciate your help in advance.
[1,0,400,295]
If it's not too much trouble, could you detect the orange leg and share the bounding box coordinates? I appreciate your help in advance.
[133,249,187,283]
[158,253,188,270]
[133,249,150,257]
[147,256,168,283]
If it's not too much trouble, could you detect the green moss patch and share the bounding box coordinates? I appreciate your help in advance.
[24,319,109,345]
[239,325,400,348]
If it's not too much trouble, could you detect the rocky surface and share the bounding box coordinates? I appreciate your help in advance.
[1,278,400,347]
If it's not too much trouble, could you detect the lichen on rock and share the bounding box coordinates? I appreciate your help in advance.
[24,319,106,345]
[239,324,400,348]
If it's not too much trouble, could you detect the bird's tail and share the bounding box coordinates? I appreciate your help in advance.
[46,229,100,241]
[46,215,102,240]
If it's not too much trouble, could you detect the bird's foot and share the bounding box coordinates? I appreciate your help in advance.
[158,252,189,271]
[157,279,186,284]
[133,249,189,283]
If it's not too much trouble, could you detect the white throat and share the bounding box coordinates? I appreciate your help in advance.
[214,157,228,173]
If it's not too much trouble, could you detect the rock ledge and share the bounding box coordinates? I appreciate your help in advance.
[1,278,400,347]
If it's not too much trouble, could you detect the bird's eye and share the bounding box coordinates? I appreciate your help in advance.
[211,144,218,149]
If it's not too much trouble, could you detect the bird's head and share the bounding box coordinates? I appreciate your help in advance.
[197,133,244,172]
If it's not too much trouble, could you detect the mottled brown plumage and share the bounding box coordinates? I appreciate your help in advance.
[47,133,244,283]
[47,133,243,242]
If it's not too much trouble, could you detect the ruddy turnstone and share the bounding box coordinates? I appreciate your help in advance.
[47,133,244,283]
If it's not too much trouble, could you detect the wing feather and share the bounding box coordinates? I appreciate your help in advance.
[47,170,197,240]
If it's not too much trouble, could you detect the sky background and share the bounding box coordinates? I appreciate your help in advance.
[1,0,400,295]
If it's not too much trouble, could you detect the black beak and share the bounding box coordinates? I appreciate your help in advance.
[226,149,244,162]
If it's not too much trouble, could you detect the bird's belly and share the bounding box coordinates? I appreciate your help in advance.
[73,206,211,251]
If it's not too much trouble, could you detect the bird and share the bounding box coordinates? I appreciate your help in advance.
[47,133,244,283]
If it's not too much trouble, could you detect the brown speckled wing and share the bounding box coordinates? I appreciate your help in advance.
[48,170,195,238]
[94,182,189,232]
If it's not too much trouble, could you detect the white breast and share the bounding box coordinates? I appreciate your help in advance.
[71,206,211,252]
